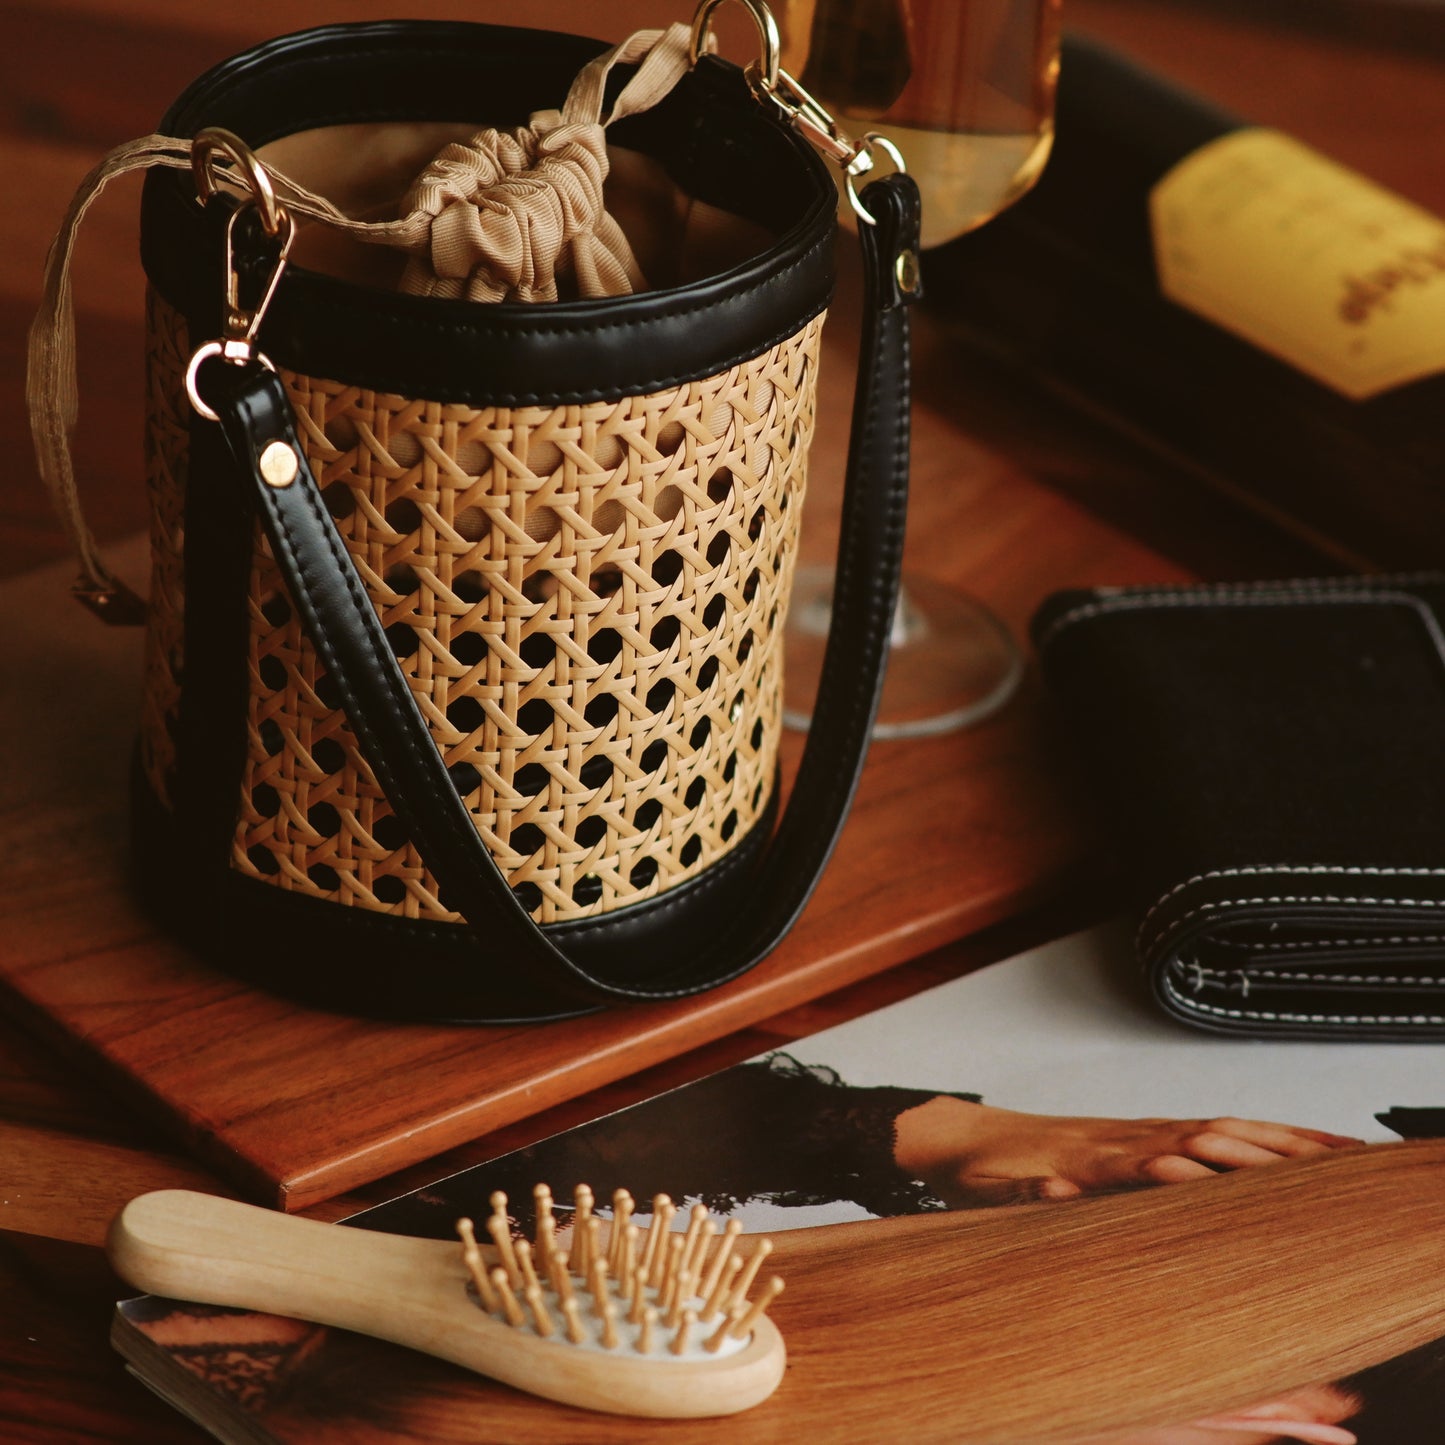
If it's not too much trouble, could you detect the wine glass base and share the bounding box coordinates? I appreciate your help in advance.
[783,567,1024,739]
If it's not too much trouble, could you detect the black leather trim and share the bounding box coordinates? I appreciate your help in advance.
[140,22,836,405]
[131,757,780,1023]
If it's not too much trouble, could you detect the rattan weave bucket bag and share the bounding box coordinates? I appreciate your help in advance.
[29,7,920,1021]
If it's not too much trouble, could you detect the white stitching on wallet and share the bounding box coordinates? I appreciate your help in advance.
[1175,944,1437,989]
[1181,963,1435,987]
[1161,975,1445,1026]
[1156,893,1445,928]
[1138,865,1445,950]
[1036,574,1445,652]
[1195,934,1445,954]
[1143,893,1445,962]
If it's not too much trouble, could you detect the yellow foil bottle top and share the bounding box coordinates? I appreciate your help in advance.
[1150,127,1445,401]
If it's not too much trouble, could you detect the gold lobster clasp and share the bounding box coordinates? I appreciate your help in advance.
[184,127,296,420]
[687,0,906,225]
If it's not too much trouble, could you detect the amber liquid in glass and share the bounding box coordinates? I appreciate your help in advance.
[782,0,1063,246]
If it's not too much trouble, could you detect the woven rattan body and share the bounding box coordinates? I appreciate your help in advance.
[142,297,820,928]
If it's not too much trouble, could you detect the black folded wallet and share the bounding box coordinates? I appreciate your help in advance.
[1033,573,1445,1040]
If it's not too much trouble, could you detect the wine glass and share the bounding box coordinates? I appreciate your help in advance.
[780,0,1063,738]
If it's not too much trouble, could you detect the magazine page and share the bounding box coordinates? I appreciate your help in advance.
[362,922,1439,1238]
[115,926,1445,1444]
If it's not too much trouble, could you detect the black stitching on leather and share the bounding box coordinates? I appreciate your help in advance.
[262,291,832,407]
[147,210,833,406]
[288,245,829,338]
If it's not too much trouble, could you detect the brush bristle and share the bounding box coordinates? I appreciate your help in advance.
[454,1187,781,1359]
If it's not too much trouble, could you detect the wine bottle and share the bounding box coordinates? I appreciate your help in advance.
[924,34,1445,570]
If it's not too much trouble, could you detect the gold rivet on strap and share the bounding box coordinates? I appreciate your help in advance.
[895,248,921,296]
[259,440,299,488]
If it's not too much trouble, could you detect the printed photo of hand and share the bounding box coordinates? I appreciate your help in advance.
[891,1096,1363,1207]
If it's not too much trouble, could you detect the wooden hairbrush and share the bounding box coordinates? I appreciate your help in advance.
[108,1185,785,1419]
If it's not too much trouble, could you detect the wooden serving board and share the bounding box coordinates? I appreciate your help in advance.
[0,322,1191,1212]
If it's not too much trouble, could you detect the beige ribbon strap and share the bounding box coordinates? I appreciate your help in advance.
[28,136,198,617]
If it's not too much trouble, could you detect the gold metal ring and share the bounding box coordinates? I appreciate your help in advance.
[845,132,909,226]
[689,0,781,91]
[184,341,277,422]
[191,126,284,237]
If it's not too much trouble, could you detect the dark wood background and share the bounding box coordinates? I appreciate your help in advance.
[3,1,1442,1439]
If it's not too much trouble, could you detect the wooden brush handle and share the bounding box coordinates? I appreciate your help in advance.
[109,1189,464,1335]
[108,1190,787,1420]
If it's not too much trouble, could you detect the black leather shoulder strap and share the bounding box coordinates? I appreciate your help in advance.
[213,173,920,1008]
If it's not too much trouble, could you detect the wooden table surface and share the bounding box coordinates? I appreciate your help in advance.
[2,0,1440,1439]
